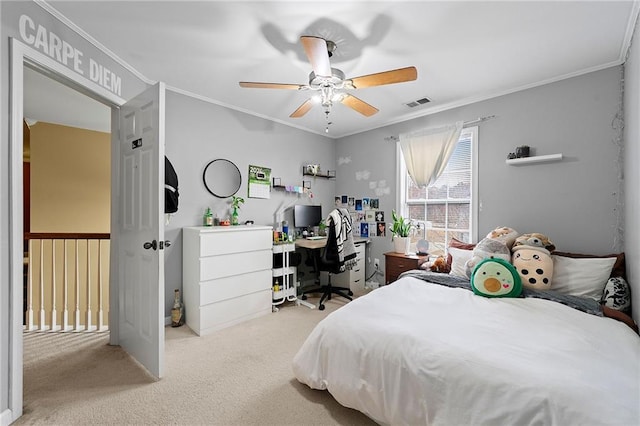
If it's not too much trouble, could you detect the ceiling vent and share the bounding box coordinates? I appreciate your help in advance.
[405,97,431,108]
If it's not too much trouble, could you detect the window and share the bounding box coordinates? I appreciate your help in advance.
[398,126,478,256]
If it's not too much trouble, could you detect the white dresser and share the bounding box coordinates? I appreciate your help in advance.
[332,239,367,293]
[182,225,272,336]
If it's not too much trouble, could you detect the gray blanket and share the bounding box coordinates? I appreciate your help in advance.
[400,270,604,317]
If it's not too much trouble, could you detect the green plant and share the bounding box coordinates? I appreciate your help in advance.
[318,219,327,235]
[231,195,245,209]
[390,210,412,238]
[230,195,245,225]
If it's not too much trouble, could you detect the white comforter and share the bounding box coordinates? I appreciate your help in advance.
[293,276,640,425]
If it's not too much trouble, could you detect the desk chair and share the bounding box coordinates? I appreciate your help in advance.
[301,215,353,311]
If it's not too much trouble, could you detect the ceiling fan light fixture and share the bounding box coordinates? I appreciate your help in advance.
[326,40,337,58]
[239,36,417,124]
[309,68,345,87]
[331,92,345,102]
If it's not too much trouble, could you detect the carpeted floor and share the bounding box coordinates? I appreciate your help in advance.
[16,294,376,425]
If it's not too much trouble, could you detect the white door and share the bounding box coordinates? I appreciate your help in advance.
[115,82,165,378]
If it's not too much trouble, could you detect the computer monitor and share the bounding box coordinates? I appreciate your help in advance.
[293,205,322,229]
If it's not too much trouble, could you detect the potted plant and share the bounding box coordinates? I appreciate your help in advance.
[390,210,413,254]
[230,195,245,225]
[318,219,327,236]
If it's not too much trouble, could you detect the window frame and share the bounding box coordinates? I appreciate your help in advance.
[396,126,479,251]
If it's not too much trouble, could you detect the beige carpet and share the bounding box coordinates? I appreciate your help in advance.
[17,294,376,425]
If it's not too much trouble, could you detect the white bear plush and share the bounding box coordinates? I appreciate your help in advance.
[464,227,519,279]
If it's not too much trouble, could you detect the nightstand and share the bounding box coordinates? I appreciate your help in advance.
[384,252,429,284]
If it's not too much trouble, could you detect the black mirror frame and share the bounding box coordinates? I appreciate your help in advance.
[202,158,242,198]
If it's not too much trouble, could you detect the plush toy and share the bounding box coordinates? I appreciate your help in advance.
[422,255,449,273]
[471,258,522,298]
[486,226,520,249]
[512,233,556,252]
[511,233,555,290]
[464,227,519,278]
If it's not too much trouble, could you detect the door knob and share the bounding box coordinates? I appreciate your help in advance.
[164,240,171,247]
[143,240,157,250]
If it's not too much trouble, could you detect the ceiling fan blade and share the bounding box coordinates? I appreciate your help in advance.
[239,82,303,90]
[340,94,379,117]
[290,99,315,118]
[300,36,332,77]
[349,66,418,89]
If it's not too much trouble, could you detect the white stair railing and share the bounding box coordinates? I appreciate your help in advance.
[24,233,110,332]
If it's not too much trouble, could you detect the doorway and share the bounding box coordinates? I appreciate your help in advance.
[9,38,167,423]
[23,66,112,333]
[8,38,125,422]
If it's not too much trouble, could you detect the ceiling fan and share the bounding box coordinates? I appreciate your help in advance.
[239,36,417,132]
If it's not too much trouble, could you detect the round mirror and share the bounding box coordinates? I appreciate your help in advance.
[203,159,242,198]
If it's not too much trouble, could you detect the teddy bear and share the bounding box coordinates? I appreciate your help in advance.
[464,226,519,279]
[511,233,555,290]
[511,232,556,252]
[422,255,449,273]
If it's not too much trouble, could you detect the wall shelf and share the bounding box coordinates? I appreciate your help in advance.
[506,153,563,166]
[302,167,335,179]
[272,178,309,195]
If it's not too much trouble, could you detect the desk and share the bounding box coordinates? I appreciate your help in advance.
[294,237,328,250]
[295,237,368,292]
[294,237,369,249]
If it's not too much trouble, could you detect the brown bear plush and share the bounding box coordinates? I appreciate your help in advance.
[422,255,450,273]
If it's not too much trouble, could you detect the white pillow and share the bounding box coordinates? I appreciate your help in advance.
[551,255,617,300]
[449,247,473,278]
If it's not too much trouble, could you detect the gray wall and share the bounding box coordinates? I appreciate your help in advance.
[337,66,625,282]
[163,90,335,315]
[624,18,639,324]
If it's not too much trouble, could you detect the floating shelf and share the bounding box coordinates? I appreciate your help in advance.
[506,153,563,166]
[271,177,309,195]
[302,167,335,179]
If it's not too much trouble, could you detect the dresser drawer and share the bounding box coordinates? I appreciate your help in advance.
[200,229,272,256]
[200,249,271,281]
[196,289,272,336]
[199,269,272,305]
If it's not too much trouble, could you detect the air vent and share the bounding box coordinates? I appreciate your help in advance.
[405,97,431,108]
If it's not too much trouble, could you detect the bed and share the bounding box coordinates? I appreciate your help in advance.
[292,270,640,425]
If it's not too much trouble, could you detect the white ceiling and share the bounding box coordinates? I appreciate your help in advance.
[26,1,638,138]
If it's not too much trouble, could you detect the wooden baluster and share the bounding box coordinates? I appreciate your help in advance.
[74,239,81,330]
[62,240,69,331]
[97,240,104,331]
[27,239,34,331]
[50,240,57,331]
[39,239,45,330]
[86,239,92,331]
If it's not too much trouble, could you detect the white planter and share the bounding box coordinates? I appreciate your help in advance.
[394,236,410,254]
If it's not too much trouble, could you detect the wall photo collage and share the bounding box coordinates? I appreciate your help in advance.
[335,195,386,238]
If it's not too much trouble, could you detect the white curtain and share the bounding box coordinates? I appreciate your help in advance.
[399,121,463,187]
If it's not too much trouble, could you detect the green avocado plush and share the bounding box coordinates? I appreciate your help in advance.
[471,258,522,298]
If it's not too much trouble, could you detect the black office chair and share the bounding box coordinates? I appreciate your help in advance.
[301,216,353,310]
